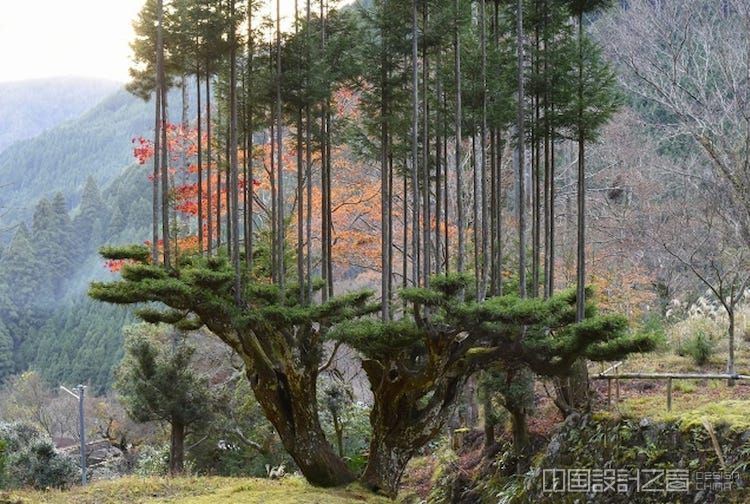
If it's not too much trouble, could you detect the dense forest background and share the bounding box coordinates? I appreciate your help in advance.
[0,0,736,406]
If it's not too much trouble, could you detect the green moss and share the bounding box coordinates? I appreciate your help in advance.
[3,476,393,503]
[672,380,697,393]
[620,397,750,432]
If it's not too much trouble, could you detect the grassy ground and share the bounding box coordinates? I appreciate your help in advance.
[590,344,750,430]
[1,476,392,504]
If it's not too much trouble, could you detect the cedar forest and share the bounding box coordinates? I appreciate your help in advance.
[2,0,750,502]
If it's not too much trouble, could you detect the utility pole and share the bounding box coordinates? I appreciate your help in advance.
[61,384,86,485]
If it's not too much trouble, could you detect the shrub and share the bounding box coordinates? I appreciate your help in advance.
[0,422,78,489]
[640,314,668,351]
[0,438,7,489]
[684,331,715,366]
[134,444,170,477]
[670,315,722,357]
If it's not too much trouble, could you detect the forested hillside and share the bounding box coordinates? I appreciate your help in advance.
[0,78,119,152]
[0,82,183,390]
[0,167,151,389]
[0,88,158,236]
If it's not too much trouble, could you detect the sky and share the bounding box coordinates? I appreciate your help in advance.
[0,0,332,84]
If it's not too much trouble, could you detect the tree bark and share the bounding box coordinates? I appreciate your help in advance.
[455,0,465,276]
[230,0,241,305]
[206,76,213,257]
[247,360,355,487]
[197,72,204,255]
[482,392,497,457]
[169,421,185,475]
[359,358,465,497]
[157,0,170,268]
[728,309,736,386]
[276,0,285,295]
[516,0,526,298]
[508,404,529,471]
[152,87,161,264]
[361,429,414,498]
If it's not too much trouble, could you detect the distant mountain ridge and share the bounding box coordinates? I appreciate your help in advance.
[0,82,192,239]
[0,77,121,153]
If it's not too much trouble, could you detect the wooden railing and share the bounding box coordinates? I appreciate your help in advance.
[592,362,749,411]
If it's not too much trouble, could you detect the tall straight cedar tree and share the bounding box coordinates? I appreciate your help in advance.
[516,0,526,298]
[229,0,241,304]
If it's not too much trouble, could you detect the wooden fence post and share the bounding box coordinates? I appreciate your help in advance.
[667,378,672,412]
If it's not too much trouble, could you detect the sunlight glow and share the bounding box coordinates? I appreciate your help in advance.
[0,0,351,84]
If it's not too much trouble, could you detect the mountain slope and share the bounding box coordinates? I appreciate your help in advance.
[0,77,120,152]
[0,88,156,236]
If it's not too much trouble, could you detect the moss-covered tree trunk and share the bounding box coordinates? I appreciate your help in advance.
[361,422,414,498]
[245,355,355,487]
[359,359,464,497]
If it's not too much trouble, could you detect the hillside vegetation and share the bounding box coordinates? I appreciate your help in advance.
[0,88,171,238]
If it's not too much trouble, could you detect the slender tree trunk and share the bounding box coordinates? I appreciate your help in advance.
[422,0,430,287]
[575,13,586,322]
[157,0,170,267]
[325,111,333,297]
[152,87,161,264]
[246,2,254,271]
[532,21,541,299]
[270,116,277,283]
[509,406,529,459]
[443,92,450,274]
[226,124,232,259]
[411,0,420,288]
[169,421,185,475]
[455,0,465,277]
[728,308,736,384]
[497,130,503,295]
[276,0,285,295]
[304,0,312,302]
[293,0,302,302]
[472,133,480,293]
[161,78,170,267]
[206,76,213,257]
[381,6,391,320]
[332,414,344,459]
[482,392,497,456]
[569,14,591,412]
[297,107,304,302]
[576,134,585,322]
[320,1,329,302]
[197,72,204,256]
[403,161,408,303]
[480,0,488,300]
[494,2,503,295]
[516,0,526,298]
[230,0,241,305]
[490,128,497,295]
[216,103,222,250]
[548,116,555,294]
[435,49,443,276]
